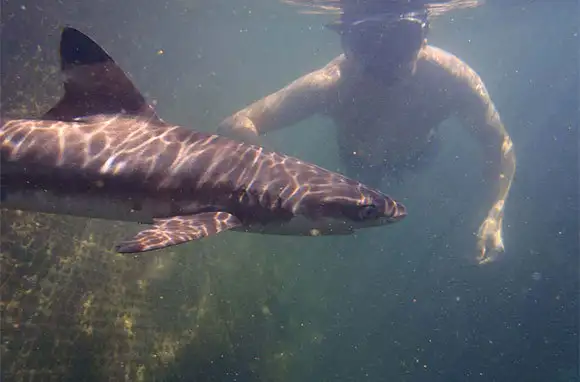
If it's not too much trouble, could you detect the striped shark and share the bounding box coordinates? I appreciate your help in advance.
[0,27,407,253]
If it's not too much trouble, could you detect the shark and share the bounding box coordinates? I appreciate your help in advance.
[0,27,407,254]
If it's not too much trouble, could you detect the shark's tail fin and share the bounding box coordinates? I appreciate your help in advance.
[43,27,163,124]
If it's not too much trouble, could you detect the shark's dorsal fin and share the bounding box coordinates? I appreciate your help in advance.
[43,27,164,124]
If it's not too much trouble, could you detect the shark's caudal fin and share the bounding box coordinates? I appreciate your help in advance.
[43,27,164,124]
[115,212,242,253]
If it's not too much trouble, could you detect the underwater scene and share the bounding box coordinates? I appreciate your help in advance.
[0,0,578,381]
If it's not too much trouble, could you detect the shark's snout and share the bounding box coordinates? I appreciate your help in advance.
[393,201,407,220]
[386,199,407,222]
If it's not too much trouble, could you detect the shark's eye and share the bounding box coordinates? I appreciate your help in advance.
[358,204,380,220]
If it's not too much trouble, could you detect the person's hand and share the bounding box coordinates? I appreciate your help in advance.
[476,201,505,265]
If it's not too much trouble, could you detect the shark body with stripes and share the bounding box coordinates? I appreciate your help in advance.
[0,28,407,253]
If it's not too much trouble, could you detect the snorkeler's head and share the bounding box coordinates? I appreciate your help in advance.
[328,10,429,78]
[283,0,481,79]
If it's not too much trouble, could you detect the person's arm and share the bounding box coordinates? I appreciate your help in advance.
[450,59,516,264]
[217,57,341,145]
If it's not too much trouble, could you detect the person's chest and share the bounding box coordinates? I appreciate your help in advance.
[330,73,453,165]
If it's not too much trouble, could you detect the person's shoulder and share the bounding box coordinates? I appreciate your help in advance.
[419,45,476,77]
[418,45,489,99]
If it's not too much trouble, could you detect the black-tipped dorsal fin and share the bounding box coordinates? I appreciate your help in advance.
[43,27,164,124]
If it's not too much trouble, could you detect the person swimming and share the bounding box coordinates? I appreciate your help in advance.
[217,0,516,265]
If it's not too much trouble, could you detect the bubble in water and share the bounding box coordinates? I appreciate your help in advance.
[531,272,542,281]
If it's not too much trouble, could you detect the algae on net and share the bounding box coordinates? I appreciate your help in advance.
[1,206,336,381]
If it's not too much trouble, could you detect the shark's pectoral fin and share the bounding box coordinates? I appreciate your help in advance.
[115,212,241,253]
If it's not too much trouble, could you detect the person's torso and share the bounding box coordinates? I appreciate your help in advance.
[326,45,464,169]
